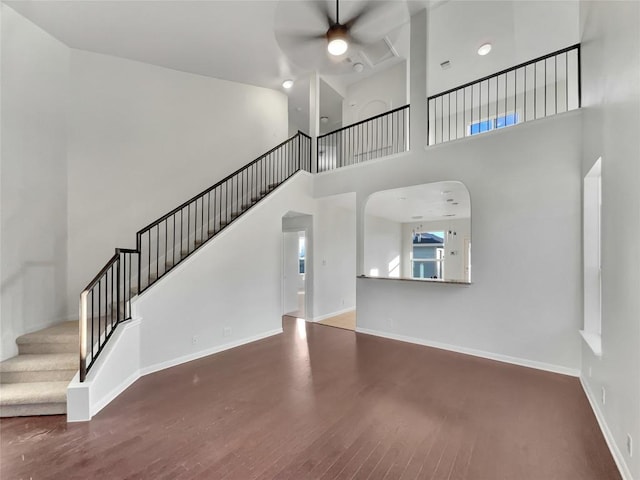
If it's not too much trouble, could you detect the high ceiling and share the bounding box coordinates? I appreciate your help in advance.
[5,0,579,125]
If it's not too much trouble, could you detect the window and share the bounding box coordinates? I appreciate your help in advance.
[412,231,444,279]
[298,236,306,274]
[469,112,518,136]
[581,158,602,356]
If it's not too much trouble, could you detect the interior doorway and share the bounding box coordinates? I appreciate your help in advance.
[282,212,313,320]
[283,231,306,317]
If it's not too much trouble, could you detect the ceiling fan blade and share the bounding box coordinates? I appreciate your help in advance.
[278,30,327,44]
[343,1,385,30]
[310,0,335,27]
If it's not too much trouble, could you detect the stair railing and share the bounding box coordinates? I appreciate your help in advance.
[79,131,311,381]
[79,248,138,381]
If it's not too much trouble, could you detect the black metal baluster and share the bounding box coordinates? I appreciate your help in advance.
[98,280,101,356]
[194,199,198,249]
[91,289,94,362]
[126,253,130,317]
[147,230,151,286]
[471,83,474,135]
[156,224,159,281]
[463,88,466,137]
[111,265,115,329]
[524,66,527,122]
[555,54,558,114]
[533,63,537,118]
[517,70,520,124]
[544,58,547,117]
[565,52,569,112]
[479,79,482,132]
[495,75,498,128]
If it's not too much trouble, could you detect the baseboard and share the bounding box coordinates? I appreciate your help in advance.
[140,328,283,376]
[580,376,632,480]
[91,371,140,417]
[355,327,580,377]
[313,308,355,322]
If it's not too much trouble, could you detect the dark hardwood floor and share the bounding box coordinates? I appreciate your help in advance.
[1,317,620,479]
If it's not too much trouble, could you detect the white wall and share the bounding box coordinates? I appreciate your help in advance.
[364,214,402,278]
[66,49,289,318]
[135,173,314,373]
[580,1,640,478]
[342,61,407,126]
[316,111,583,374]
[313,194,356,319]
[0,5,69,360]
[401,218,471,281]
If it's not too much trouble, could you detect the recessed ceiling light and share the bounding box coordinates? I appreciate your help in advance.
[353,62,364,73]
[411,215,423,220]
[320,116,329,124]
[282,79,294,89]
[441,190,452,195]
[477,43,492,56]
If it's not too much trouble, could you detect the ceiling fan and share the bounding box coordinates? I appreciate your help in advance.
[281,0,385,58]
[323,0,377,56]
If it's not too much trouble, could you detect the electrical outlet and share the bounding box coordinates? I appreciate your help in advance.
[192,335,197,345]
[627,434,633,457]
[601,386,606,405]
[223,326,232,337]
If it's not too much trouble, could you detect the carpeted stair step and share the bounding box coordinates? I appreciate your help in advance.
[0,381,68,417]
[0,353,76,384]
[16,322,78,355]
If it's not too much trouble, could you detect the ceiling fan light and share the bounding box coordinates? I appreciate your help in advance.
[328,38,348,56]
[282,79,294,89]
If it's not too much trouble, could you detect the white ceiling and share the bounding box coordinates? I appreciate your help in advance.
[6,0,579,126]
[427,0,579,96]
[366,181,471,223]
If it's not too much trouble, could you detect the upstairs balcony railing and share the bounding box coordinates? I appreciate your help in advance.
[427,44,580,145]
[317,105,409,172]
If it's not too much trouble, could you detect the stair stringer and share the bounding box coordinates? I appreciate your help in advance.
[67,172,314,421]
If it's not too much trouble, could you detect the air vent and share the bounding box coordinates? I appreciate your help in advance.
[360,36,399,67]
[440,60,451,70]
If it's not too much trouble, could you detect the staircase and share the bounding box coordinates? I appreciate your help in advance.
[0,132,311,418]
[0,321,78,417]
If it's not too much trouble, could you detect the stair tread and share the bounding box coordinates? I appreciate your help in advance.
[16,322,78,345]
[0,381,68,405]
[0,354,77,373]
